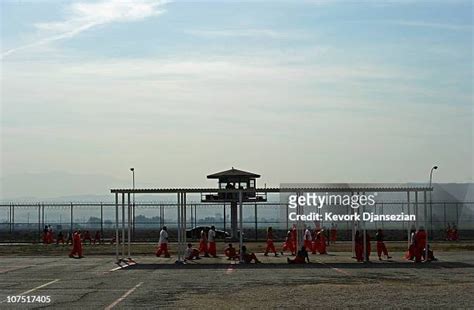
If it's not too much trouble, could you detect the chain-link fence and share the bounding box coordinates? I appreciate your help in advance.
[0,201,473,242]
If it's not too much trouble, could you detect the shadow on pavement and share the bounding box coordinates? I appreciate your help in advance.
[120,261,474,270]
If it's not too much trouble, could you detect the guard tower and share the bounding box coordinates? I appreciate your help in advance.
[202,167,266,238]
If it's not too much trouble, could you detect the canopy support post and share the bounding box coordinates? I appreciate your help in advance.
[424,190,429,261]
[239,191,243,263]
[127,192,131,260]
[362,192,367,263]
[351,192,355,258]
[121,193,125,260]
[407,191,411,248]
[115,193,119,263]
[183,192,187,260]
[177,193,182,263]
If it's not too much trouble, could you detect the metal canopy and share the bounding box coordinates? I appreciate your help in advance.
[111,186,433,194]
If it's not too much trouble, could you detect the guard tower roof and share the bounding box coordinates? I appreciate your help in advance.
[207,167,261,179]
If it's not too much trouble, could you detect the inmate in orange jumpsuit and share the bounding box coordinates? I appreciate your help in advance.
[83,231,92,245]
[264,228,278,256]
[156,243,170,257]
[42,226,50,244]
[156,228,170,258]
[47,230,54,244]
[199,230,209,256]
[355,231,363,262]
[446,225,452,241]
[290,226,297,251]
[451,225,459,241]
[281,231,296,255]
[69,231,83,258]
[185,245,200,260]
[405,231,416,260]
[313,230,327,254]
[414,229,427,263]
[375,229,391,260]
[288,247,309,264]
[56,232,65,245]
[208,227,217,257]
[93,231,101,244]
[240,246,260,263]
[224,244,239,260]
[365,233,371,261]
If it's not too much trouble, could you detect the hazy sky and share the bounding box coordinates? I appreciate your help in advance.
[1,0,472,199]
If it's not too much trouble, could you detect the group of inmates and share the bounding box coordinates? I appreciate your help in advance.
[42,225,102,246]
[60,224,437,263]
[156,224,437,264]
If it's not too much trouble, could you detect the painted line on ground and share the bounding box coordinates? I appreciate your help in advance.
[107,261,137,273]
[104,282,143,310]
[17,279,60,296]
[109,266,124,272]
[0,279,60,303]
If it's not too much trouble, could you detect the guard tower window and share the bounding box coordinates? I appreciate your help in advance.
[221,182,235,189]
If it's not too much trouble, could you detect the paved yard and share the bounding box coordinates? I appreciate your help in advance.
[0,251,473,309]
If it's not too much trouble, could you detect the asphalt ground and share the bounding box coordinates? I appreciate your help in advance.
[0,249,473,309]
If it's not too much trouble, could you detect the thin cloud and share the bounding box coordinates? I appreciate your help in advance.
[186,29,310,40]
[1,0,170,58]
[385,20,471,31]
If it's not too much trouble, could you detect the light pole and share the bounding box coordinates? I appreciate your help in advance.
[130,168,135,238]
[427,165,438,261]
[429,166,438,233]
[429,166,438,189]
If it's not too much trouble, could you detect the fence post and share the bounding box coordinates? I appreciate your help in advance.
[424,190,428,259]
[223,203,226,231]
[415,192,418,228]
[159,205,162,228]
[407,192,410,248]
[254,203,257,241]
[455,203,459,226]
[401,203,405,231]
[193,204,196,227]
[443,203,447,230]
[346,204,349,240]
[374,203,377,230]
[70,203,74,234]
[132,200,135,238]
[159,204,162,228]
[430,201,433,237]
[381,202,384,230]
[9,203,12,235]
[100,202,104,237]
[12,204,15,234]
[38,204,41,243]
[41,203,45,229]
